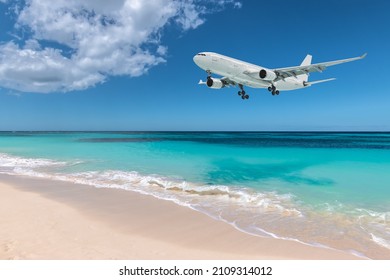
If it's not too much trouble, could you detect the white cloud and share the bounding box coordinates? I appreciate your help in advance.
[234,2,243,9]
[0,0,242,93]
[175,1,205,30]
[157,46,168,56]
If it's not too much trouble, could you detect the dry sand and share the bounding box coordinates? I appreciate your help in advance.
[0,174,361,260]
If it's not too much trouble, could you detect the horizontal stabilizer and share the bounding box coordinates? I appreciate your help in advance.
[304,78,336,86]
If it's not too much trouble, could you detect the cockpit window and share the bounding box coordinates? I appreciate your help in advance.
[197,53,206,56]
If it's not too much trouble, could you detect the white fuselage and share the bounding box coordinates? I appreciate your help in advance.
[193,52,305,91]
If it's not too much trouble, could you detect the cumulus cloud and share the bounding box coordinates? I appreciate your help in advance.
[0,0,241,93]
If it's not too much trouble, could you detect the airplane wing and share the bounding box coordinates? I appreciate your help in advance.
[220,77,237,86]
[274,53,367,80]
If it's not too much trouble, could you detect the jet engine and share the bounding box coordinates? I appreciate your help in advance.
[206,78,225,89]
[259,69,277,81]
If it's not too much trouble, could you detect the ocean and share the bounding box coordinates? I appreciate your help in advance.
[1,131,389,258]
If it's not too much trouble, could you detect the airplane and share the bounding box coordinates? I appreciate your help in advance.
[193,52,366,100]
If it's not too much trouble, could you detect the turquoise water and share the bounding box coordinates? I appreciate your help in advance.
[1,132,390,258]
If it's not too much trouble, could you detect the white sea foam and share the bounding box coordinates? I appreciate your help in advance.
[371,234,390,250]
[0,153,303,218]
[356,208,390,223]
[61,170,303,217]
[0,153,63,167]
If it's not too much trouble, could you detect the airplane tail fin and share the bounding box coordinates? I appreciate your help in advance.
[298,54,312,82]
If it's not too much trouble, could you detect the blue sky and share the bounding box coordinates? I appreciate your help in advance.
[0,0,389,131]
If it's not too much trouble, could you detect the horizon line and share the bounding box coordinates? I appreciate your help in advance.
[1,130,390,133]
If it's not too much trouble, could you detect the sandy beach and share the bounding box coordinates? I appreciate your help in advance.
[0,174,361,260]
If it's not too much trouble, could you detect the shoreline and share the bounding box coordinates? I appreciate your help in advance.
[0,174,362,260]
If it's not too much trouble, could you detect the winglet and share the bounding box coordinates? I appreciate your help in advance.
[361,53,367,59]
[198,79,206,85]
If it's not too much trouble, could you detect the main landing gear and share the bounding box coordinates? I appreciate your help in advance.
[268,85,280,96]
[238,84,249,100]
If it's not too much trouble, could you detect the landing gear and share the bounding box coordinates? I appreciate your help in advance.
[269,85,280,96]
[239,93,249,99]
[238,90,249,99]
[238,84,249,100]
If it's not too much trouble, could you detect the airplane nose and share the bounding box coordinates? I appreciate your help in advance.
[193,55,199,63]
[193,55,200,67]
